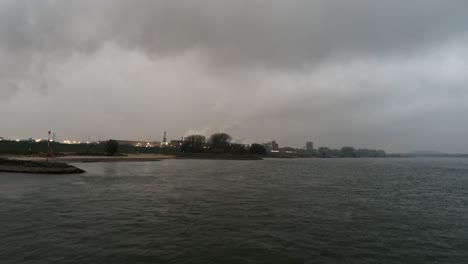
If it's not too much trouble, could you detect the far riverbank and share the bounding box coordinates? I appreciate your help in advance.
[2,153,263,163]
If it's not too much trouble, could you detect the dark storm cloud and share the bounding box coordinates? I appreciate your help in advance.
[2,0,468,69]
[1,0,468,152]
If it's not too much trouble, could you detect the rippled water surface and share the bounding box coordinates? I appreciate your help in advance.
[1,158,467,263]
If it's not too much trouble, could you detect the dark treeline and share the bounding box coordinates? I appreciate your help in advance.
[180,133,266,155]
[0,138,385,158]
[317,146,386,158]
[0,133,267,156]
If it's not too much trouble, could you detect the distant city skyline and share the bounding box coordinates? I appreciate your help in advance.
[2,132,463,155]
[1,1,468,153]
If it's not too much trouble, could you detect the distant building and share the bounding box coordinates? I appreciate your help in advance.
[115,140,141,146]
[116,140,159,148]
[264,141,279,151]
[306,141,314,152]
[170,140,184,148]
[279,147,298,154]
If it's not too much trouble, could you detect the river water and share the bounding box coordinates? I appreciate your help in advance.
[1,158,467,263]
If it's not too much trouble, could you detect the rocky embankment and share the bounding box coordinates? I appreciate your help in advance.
[0,159,85,174]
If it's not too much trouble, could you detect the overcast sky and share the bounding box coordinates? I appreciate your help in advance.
[1,0,468,153]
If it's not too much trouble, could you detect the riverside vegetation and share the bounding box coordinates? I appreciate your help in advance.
[0,132,388,159]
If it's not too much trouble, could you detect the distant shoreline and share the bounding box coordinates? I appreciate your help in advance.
[1,153,262,163]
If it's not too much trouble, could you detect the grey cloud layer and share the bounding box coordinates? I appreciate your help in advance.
[2,0,468,69]
[1,0,468,152]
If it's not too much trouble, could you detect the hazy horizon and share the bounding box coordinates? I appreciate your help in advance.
[1,1,468,153]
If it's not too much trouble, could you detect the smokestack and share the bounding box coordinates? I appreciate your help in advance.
[163,131,167,143]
